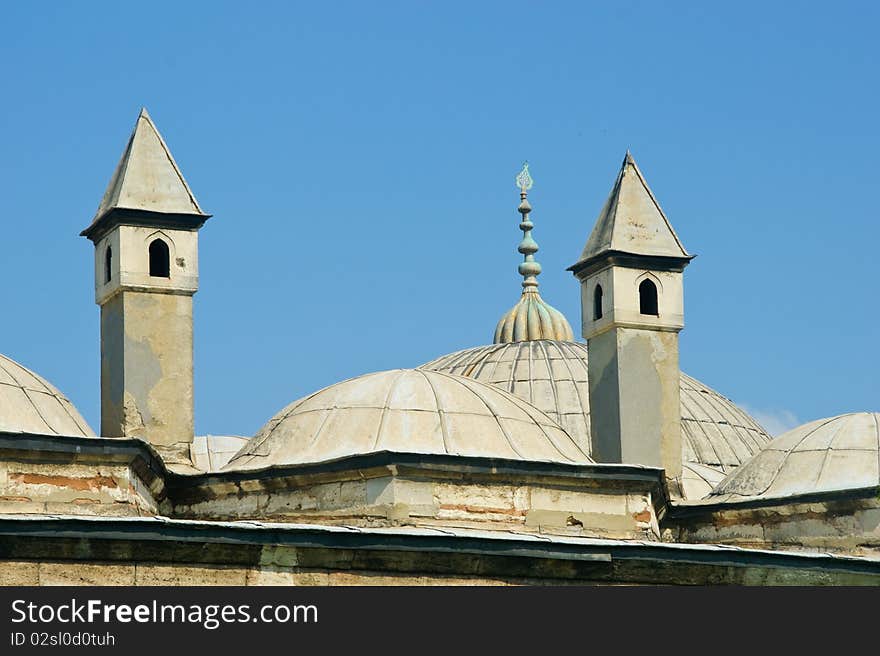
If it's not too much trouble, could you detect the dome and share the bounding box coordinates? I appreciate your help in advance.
[711,413,880,500]
[679,372,771,471]
[423,341,592,453]
[224,369,592,472]
[421,341,772,493]
[191,434,249,472]
[0,353,94,437]
[681,461,727,500]
[494,291,574,344]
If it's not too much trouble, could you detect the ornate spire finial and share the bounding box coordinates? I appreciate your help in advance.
[493,162,575,343]
[516,161,533,192]
[515,162,540,291]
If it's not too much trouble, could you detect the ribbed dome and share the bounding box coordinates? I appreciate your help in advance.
[494,291,574,344]
[711,413,880,500]
[679,373,772,471]
[0,354,94,437]
[421,341,772,497]
[224,369,592,472]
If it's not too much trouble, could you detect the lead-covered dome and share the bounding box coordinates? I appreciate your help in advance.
[711,412,880,500]
[224,368,592,472]
[421,341,771,498]
[494,291,574,344]
[0,353,94,437]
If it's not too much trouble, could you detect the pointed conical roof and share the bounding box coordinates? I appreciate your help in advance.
[570,152,692,273]
[81,108,209,240]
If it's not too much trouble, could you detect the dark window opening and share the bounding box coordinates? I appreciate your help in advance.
[149,239,170,278]
[104,245,112,284]
[639,279,659,316]
[593,284,603,320]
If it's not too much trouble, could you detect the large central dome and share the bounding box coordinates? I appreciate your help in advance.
[421,340,771,498]
[224,368,592,472]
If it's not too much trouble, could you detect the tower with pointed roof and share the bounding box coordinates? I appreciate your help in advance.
[568,152,693,493]
[81,108,210,463]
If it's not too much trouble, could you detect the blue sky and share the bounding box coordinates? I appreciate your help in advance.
[0,2,877,437]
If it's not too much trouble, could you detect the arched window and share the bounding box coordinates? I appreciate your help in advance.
[104,245,112,284]
[639,279,658,316]
[593,284,603,320]
[149,239,170,278]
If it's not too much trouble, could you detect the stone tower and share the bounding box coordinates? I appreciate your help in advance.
[568,152,693,493]
[81,108,210,463]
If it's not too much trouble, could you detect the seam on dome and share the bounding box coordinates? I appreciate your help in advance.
[54,397,91,437]
[232,379,352,462]
[481,344,507,384]
[260,372,375,441]
[14,367,94,436]
[813,414,857,489]
[697,388,763,460]
[0,359,28,390]
[499,379,589,462]
[535,340,562,423]
[18,388,57,436]
[432,370,528,461]
[687,384,753,467]
[433,345,482,375]
[680,389,725,468]
[444,347,477,375]
[756,416,841,496]
[372,370,408,451]
[469,344,505,381]
[502,342,521,395]
[417,370,452,455]
[0,379,54,394]
[556,340,591,414]
[525,341,534,406]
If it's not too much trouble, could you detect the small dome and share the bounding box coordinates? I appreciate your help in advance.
[421,341,772,495]
[711,413,880,499]
[681,461,727,500]
[0,353,94,437]
[191,435,249,472]
[224,369,592,471]
[494,291,574,344]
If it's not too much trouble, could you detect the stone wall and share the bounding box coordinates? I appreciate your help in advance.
[0,460,159,517]
[671,492,880,558]
[172,471,661,541]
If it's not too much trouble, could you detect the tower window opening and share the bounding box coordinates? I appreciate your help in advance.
[593,284,603,320]
[639,279,659,316]
[104,245,112,284]
[149,239,170,278]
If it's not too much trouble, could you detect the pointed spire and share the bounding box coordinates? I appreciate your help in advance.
[81,108,209,241]
[569,151,692,274]
[515,162,541,291]
[494,163,574,344]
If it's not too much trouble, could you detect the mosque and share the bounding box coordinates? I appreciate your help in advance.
[0,109,878,585]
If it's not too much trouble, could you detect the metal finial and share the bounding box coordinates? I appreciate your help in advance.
[516,162,533,192]
[515,162,540,291]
